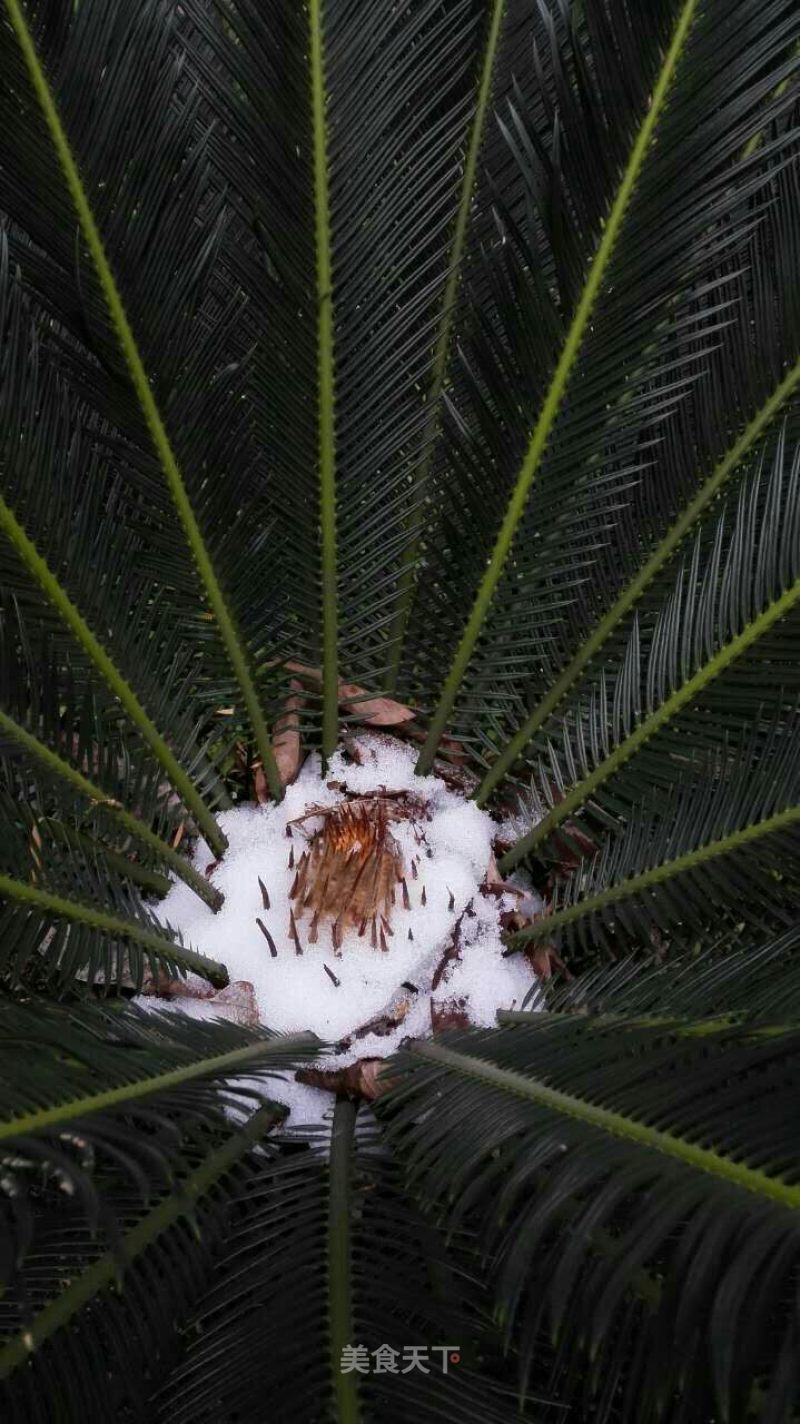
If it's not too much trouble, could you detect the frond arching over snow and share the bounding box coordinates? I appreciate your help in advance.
[136,736,543,1124]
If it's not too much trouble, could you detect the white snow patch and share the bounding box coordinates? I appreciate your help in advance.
[135,736,539,1124]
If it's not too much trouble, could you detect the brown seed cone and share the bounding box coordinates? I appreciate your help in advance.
[290,798,403,941]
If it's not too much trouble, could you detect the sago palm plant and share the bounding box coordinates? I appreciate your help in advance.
[0,0,798,1419]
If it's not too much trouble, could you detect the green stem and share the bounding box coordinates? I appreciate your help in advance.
[507,804,800,940]
[410,1039,800,1209]
[0,1102,283,1379]
[328,1096,361,1424]
[0,871,228,987]
[475,361,800,804]
[0,1031,317,1142]
[740,41,799,160]
[40,818,172,897]
[309,0,339,766]
[0,708,222,909]
[496,1009,792,1041]
[387,0,507,691]
[3,0,282,803]
[0,495,227,859]
[500,575,800,868]
[415,0,699,775]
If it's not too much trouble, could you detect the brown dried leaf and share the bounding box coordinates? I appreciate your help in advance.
[140,969,216,999]
[296,1057,392,1101]
[284,661,414,727]
[522,942,572,981]
[347,998,409,1044]
[483,851,525,899]
[500,907,527,933]
[271,678,305,788]
[141,972,260,1024]
[212,980,259,1025]
[338,682,414,727]
[431,997,472,1032]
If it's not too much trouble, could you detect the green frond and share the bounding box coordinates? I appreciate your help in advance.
[0,1164,255,1420]
[0,997,317,1268]
[501,428,800,870]
[477,357,800,803]
[541,922,800,1025]
[387,0,509,687]
[504,714,800,959]
[382,1001,800,1421]
[180,0,488,717]
[36,817,172,899]
[0,261,230,854]
[328,1098,360,1424]
[308,0,339,762]
[416,0,699,770]
[0,619,222,908]
[159,1104,533,1424]
[0,749,221,994]
[0,1100,284,1387]
[0,489,231,857]
[2,0,282,799]
[0,1007,317,1416]
[410,0,798,770]
[0,4,797,1417]
[0,852,227,990]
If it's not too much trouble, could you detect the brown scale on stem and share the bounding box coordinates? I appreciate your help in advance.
[289,908,302,955]
[255,918,277,957]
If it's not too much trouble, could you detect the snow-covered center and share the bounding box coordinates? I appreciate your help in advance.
[139,736,539,1122]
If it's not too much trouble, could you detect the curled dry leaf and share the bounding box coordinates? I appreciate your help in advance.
[338,682,415,727]
[546,822,599,881]
[295,1057,392,1101]
[140,970,260,1023]
[141,969,216,999]
[522,942,572,981]
[271,678,304,789]
[483,851,526,899]
[211,980,260,1025]
[284,660,415,727]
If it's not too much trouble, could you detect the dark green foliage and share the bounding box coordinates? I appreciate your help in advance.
[0,0,798,1418]
[383,1005,800,1424]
